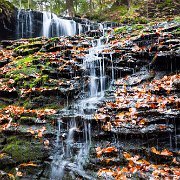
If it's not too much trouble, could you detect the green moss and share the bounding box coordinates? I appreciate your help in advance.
[118,6,128,16]
[114,26,128,34]
[6,56,40,82]
[14,43,42,51]
[29,37,43,43]
[132,24,144,30]
[174,16,180,23]
[114,24,145,34]
[0,0,15,11]
[9,67,38,77]
[50,37,59,42]
[3,137,44,163]
[120,16,148,24]
[19,116,36,125]
[14,43,42,56]
[15,56,33,66]
[157,0,174,9]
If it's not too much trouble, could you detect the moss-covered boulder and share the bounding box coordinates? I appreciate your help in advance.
[19,117,37,125]
[2,137,48,163]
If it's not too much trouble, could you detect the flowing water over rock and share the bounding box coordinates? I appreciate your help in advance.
[43,12,77,37]
[17,9,33,38]
[0,18,179,179]
[50,34,115,179]
[16,10,108,39]
[49,20,179,179]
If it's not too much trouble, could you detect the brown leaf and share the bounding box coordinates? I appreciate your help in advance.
[161,149,173,156]
[151,147,160,155]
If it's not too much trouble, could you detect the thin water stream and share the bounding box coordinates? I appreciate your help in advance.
[50,34,114,179]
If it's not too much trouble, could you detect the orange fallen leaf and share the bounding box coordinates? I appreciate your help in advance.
[161,149,173,156]
[96,147,102,158]
[130,167,138,174]
[139,119,146,125]
[123,152,131,159]
[159,125,167,130]
[97,168,115,177]
[16,171,23,177]
[103,146,118,154]
[19,162,38,167]
[37,131,43,138]
[172,157,180,165]
[151,147,160,155]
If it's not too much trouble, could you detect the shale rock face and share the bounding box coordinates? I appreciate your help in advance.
[0,19,179,179]
[16,10,43,39]
[0,0,17,40]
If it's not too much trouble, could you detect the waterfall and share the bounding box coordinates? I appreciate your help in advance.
[43,11,51,38]
[78,23,83,35]
[83,37,107,97]
[50,23,115,179]
[17,9,33,38]
[16,10,117,39]
[42,12,77,37]
[16,10,77,39]
[110,53,115,82]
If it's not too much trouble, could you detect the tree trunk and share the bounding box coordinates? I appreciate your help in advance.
[114,0,130,6]
[66,0,75,17]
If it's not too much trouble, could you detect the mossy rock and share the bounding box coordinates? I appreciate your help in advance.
[14,47,40,56]
[0,170,15,180]
[0,153,16,169]
[18,162,43,178]
[0,134,6,144]
[2,137,47,163]
[19,117,37,125]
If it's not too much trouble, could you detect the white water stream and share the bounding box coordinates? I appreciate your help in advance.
[17,10,33,38]
[43,12,77,37]
[50,34,114,179]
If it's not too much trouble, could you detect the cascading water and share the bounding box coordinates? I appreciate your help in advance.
[17,10,77,39]
[50,31,115,179]
[16,10,108,39]
[42,12,77,37]
[43,11,51,38]
[16,9,33,38]
[78,23,83,35]
[83,37,108,97]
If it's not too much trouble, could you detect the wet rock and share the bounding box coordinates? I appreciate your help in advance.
[17,163,44,179]
[0,134,6,145]
[0,58,11,68]
[0,170,14,180]
[0,0,17,40]
[110,124,174,136]
[133,33,159,47]
[164,39,180,45]
[66,163,93,180]
[86,30,103,38]
[150,151,174,164]
[0,90,18,98]
[19,117,37,125]
[0,40,14,47]
[173,79,180,89]
[157,45,170,51]
[151,51,180,71]
[0,153,16,168]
